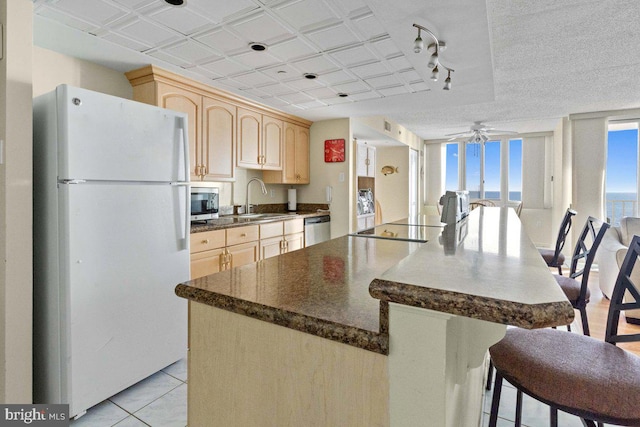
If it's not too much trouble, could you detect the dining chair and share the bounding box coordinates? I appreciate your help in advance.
[555,216,609,336]
[469,199,496,210]
[515,202,523,217]
[488,234,640,427]
[538,208,577,275]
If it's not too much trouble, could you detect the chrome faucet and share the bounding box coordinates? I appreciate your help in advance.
[246,177,267,214]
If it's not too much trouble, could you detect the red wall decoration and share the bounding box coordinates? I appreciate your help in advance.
[324,139,345,162]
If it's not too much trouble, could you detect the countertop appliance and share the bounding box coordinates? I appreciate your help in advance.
[191,186,219,221]
[304,215,331,246]
[33,85,189,418]
[350,224,443,243]
[439,190,470,223]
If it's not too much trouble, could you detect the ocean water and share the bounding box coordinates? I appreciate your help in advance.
[468,191,521,201]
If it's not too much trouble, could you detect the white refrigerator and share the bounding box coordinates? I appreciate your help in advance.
[33,85,190,418]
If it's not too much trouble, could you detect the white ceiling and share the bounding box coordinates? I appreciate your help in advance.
[32,0,640,140]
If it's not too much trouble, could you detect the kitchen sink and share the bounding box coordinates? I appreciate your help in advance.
[234,213,297,219]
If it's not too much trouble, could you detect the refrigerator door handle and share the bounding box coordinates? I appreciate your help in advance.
[178,115,189,182]
[172,182,190,251]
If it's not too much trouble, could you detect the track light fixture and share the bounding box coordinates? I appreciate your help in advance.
[412,23,454,90]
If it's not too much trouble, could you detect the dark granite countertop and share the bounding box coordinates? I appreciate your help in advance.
[191,210,329,233]
[177,208,574,354]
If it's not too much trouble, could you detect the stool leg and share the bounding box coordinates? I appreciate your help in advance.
[580,306,590,336]
[488,372,503,427]
[515,389,523,427]
[558,265,563,275]
[550,406,558,427]
[486,360,494,391]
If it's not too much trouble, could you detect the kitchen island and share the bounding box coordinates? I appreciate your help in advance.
[176,207,574,426]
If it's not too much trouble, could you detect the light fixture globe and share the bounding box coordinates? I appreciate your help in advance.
[430,65,439,81]
[414,35,424,53]
[428,52,438,69]
[443,76,451,90]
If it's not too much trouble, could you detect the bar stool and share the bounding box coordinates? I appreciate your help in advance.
[538,208,576,275]
[488,235,640,427]
[554,216,609,336]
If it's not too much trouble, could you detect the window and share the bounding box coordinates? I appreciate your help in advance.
[463,141,500,200]
[606,124,638,226]
[509,139,522,201]
[445,143,459,191]
[484,141,501,200]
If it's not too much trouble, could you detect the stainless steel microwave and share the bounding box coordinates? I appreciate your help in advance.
[190,187,219,221]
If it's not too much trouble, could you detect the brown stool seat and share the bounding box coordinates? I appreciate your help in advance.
[490,328,640,425]
[554,274,590,303]
[539,248,565,267]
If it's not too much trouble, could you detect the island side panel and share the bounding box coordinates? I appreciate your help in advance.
[189,302,389,427]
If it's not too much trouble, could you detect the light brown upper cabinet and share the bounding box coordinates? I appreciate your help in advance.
[237,107,283,170]
[263,122,309,184]
[140,83,236,182]
[126,65,311,180]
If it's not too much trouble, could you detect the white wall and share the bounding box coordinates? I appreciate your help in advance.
[375,146,409,223]
[1,0,33,403]
[423,142,445,215]
[571,117,607,236]
[299,119,352,238]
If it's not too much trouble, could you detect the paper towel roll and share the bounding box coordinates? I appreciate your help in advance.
[288,188,297,211]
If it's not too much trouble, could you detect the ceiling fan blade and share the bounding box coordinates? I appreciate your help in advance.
[444,131,473,137]
[483,129,518,135]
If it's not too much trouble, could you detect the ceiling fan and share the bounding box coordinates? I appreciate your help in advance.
[445,121,517,143]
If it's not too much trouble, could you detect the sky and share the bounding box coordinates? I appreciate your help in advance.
[606,129,638,194]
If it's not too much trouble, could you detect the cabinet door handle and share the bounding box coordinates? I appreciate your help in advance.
[202,239,209,244]
[240,233,247,238]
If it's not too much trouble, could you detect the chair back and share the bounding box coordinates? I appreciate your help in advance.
[605,234,640,344]
[568,216,609,304]
[550,208,577,266]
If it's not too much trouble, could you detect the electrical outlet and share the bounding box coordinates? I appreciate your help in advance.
[270,189,275,198]
[339,172,345,182]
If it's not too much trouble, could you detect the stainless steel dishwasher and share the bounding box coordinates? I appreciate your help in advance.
[304,215,331,246]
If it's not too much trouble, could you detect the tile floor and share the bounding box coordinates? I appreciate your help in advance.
[70,357,187,427]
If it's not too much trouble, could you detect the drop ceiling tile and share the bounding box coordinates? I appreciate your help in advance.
[231,72,278,88]
[350,13,387,39]
[268,38,318,62]
[293,100,327,109]
[326,0,369,17]
[371,38,403,58]
[386,55,413,72]
[305,23,361,51]
[264,97,291,108]
[398,69,422,83]
[324,95,352,105]
[410,81,430,92]
[195,28,248,54]
[318,69,355,85]
[332,81,370,93]
[292,55,340,75]
[147,50,192,68]
[191,65,223,79]
[161,40,220,64]
[52,0,127,26]
[242,87,273,98]
[101,32,151,52]
[231,50,281,68]
[230,12,294,44]
[261,64,305,81]
[378,85,408,96]
[112,0,156,9]
[118,17,180,46]
[365,74,402,89]
[274,0,339,31]
[348,90,382,101]
[201,58,251,76]
[35,7,98,32]
[330,45,378,67]
[187,0,258,24]
[256,83,297,96]
[283,77,325,90]
[350,62,390,79]
[149,6,212,36]
[278,91,315,103]
[304,87,337,99]
[216,78,246,89]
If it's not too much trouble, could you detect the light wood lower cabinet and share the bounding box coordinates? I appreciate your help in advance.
[190,226,258,279]
[259,219,304,260]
